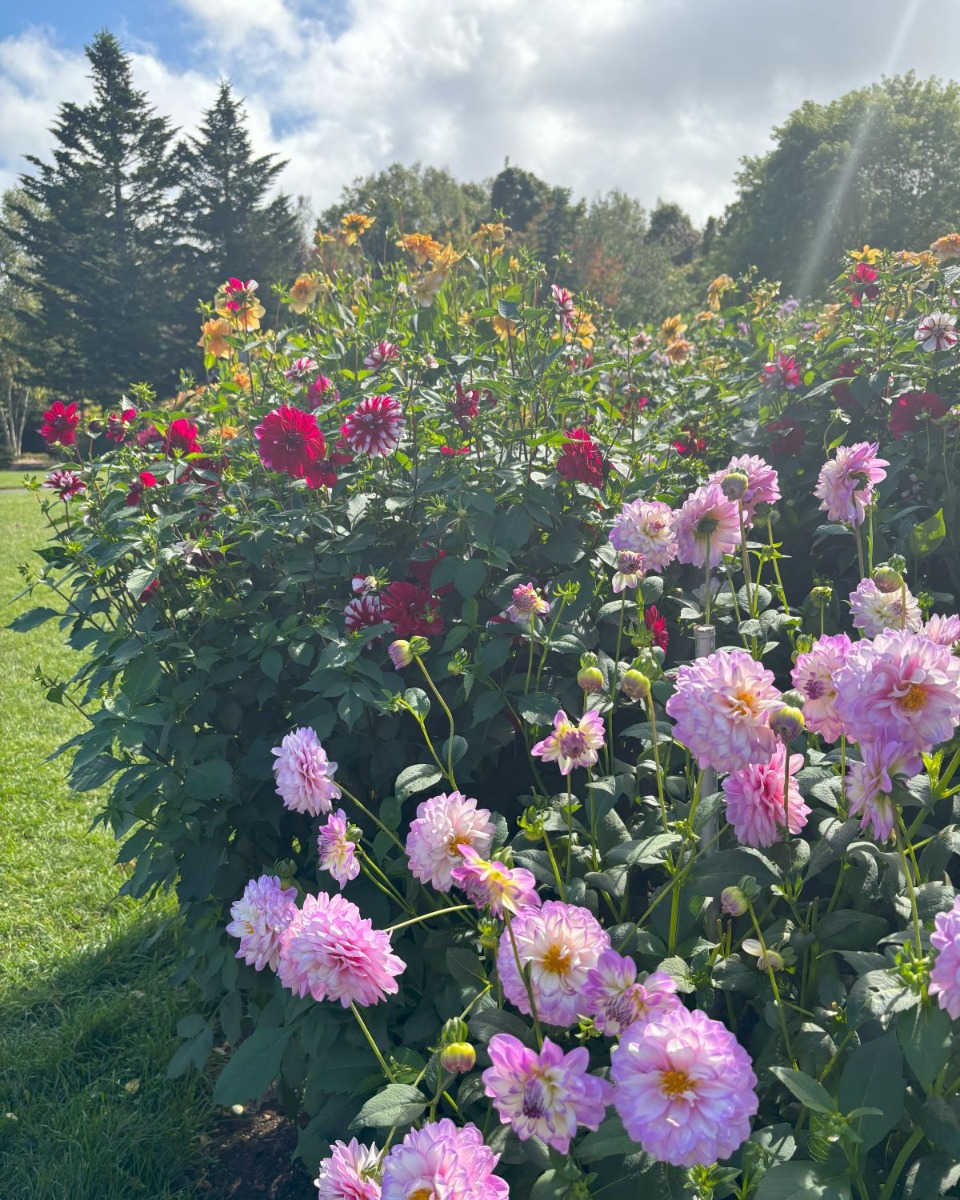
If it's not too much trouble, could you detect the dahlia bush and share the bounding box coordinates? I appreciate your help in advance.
[14,228,960,1198]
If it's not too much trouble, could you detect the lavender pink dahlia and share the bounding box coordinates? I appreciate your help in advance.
[450,846,540,917]
[380,1119,507,1200]
[405,791,495,892]
[665,648,782,774]
[225,875,298,972]
[314,1138,381,1200]
[611,1006,758,1168]
[483,1034,612,1153]
[708,454,780,525]
[317,810,360,889]
[272,726,342,816]
[497,900,610,1027]
[673,483,741,568]
[923,613,960,649]
[846,734,922,842]
[849,578,922,637]
[791,633,852,743]
[582,952,680,1036]
[813,441,888,528]
[276,892,404,1007]
[722,744,809,848]
[930,897,960,1019]
[531,709,605,775]
[609,498,678,573]
[504,582,550,623]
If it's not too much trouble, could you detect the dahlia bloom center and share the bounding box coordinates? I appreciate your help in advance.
[409,1190,432,1200]
[898,683,927,712]
[522,1076,549,1118]
[661,1068,695,1098]
[731,689,759,717]
[558,729,588,758]
[696,515,719,536]
[542,944,573,976]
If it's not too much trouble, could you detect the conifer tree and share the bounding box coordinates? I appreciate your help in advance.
[6,31,190,404]
[178,82,303,304]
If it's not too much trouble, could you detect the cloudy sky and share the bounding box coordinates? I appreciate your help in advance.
[0,0,952,225]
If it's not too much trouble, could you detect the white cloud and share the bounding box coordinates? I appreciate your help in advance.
[1,0,956,225]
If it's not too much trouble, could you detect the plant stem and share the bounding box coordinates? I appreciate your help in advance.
[415,655,458,788]
[351,1001,396,1083]
[386,904,474,933]
[504,915,544,1048]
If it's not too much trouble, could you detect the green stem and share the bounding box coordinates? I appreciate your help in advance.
[351,1001,396,1083]
[896,817,924,957]
[415,656,458,789]
[747,902,798,1068]
[340,785,406,853]
[505,915,544,1048]
[542,828,566,899]
[877,1127,926,1200]
[647,695,669,833]
[386,904,474,933]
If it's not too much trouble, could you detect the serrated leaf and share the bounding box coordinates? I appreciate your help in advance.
[212,1025,293,1104]
[394,763,443,801]
[349,1084,427,1129]
[837,1032,904,1151]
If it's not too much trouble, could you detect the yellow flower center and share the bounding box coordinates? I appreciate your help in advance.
[660,1068,693,1098]
[731,689,758,717]
[409,1189,433,1200]
[899,683,927,713]
[542,944,572,976]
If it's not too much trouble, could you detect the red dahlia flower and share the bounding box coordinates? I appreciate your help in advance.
[254,405,325,478]
[164,418,202,457]
[125,471,158,506]
[889,392,948,439]
[846,262,880,307]
[557,427,604,487]
[645,605,669,652]
[44,469,86,500]
[673,426,706,457]
[380,581,445,638]
[40,401,80,447]
[105,407,137,443]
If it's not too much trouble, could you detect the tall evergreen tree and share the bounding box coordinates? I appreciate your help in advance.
[178,81,304,304]
[6,31,190,404]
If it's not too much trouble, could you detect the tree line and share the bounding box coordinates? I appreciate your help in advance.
[3,29,960,439]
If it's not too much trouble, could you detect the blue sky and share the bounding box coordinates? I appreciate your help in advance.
[1,0,955,224]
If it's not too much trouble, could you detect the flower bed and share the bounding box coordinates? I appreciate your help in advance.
[14,229,960,1198]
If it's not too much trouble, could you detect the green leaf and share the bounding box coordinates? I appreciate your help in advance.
[755,1162,851,1199]
[403,687,431,720]
[185,758,234,801]
[394,762,443,801]
[349,1083,427,1129]
[606,833,682,868]
[166,1023,213,1079]
[898,1004,953,1090]
[126,563,160,599]
[837,1032,904,1151]
[455,558,487,597]
[769,1066,836,1115]
[911,509,946,560]
[445,947,487,987]
[529,1170,573,1200]
[922,1095,960,1158]
[212,1025,293,1104]
[7,606,61,632]
[686,847,779,896]
[121,651,162,707]
[577,1113,638,1162]
[519,692,561,725]
[260,647,283,681]
[846,970,917,1028]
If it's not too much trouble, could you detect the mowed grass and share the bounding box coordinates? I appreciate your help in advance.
[0,490,213,1200]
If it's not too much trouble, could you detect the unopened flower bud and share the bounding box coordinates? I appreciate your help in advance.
[721,886,748,917]
[873,563,904,594]
[757,948,784,972]
[440,1017,469,1045]
[440,1042,476,1074]
[388,639,413,669]
[720,471,749,502]
[477,918,499,951]
[577,665,604,693]
[87,419,103,436]
[810,585,833,606]
[769,704,804,743]
[621,669,651,701]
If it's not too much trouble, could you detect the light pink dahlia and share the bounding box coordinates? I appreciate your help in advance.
[505,582,550,623]
[611,1006,758,1168]
[318,810,360,889]
[930,897,960,1019]
[923,613,960,649]
[846,733,922,842]
[497,900,610,1028]
[609,499,678,573]
[708,454,780,526]
[531,709,605,775]
[315,1138,381,1200]
[272,726,342,816]
[380,1119,507,1200]
[665,648,782,774]
[849,578,922,637]
[722,744,809,848]
[582,952,680,1036]
[405,792,495,892]
[791,633,852,743]
[813,442,888,528]
[276,892,404,1007]
[673,483,741,568]
[833,628,960,754]
[483,1033,612,1154]
[363,340,399,371]
[612,550,646,593]
[450,846,540,917]
[225,875,298,972]
[915,312,958,353]
[551,284,577,334]
[341,394,404,457]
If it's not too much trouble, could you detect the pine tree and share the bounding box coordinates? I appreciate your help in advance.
[6,31,190,404]
[179,82,304,305]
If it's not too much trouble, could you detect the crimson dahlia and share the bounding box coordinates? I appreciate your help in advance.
[380,581,444,638]
[255,405,325,479]
[40,401,80,447]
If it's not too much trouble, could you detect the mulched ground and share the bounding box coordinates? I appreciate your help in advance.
[202,1104,316,1199]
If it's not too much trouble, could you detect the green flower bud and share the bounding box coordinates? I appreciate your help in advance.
[720,471,749,501]
[769,704,805,743]
[577,665,605,693]
[620,669,651,701]
[440,1017,470,1045]
[388,640,413,669]
[440,1042,476,1074]
[720,886,749,917]
[873,563,904,594]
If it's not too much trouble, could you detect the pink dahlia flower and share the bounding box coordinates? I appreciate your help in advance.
[254,405,324,479]
[551,284,577,333]
[761,352,802,390]
[450,846,540,917]
[849,578,922,636]
[582,952,680,1036]
[531,709,605,776]
[923,613,960,649]
[497,900,610,1028]
[225,875,298,972]
[483,1033,612,1154]
[342,395,404,457]
[930,897,960,1019]
[722,744,809,848]
[791,633,852,743]
[405,791,495,892]
[505,582,550,623]
[611,1006,758,1168]
[44,469,86,501]
[665,648,782,774]
[315,1138,381,1200]
[673,483,741,568]
[272,726,342,816]
[915,312,958,353]
[317,810,360,889]
[612,550,646,593]
[833,628,960,754]
[381,1119,507,1200]
[283,357,319,380]
[846,734,922,841]
[277,892,404,1007]
[363,340,399,371]
[609,499,678,573]
[708,454,780,526]
[813,442,888,528]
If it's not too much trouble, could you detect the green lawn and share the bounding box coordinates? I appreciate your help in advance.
[0,490,214,1199]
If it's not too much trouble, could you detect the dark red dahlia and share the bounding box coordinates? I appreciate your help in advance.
[672,426,706,457]
[645,605,669,652]
[766,418,804,458]
[40,401,80,447]
[254,405,325,478]
[557,427,604,487]
[307,375,340,409]
[380,581,445,638]
[164,418,202,457]
[304,458,338,489]
[889,392,948,439]
[125,470,158,506]
[43,469,86,500]
[846,262,880,308]
[105,407,137,443]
